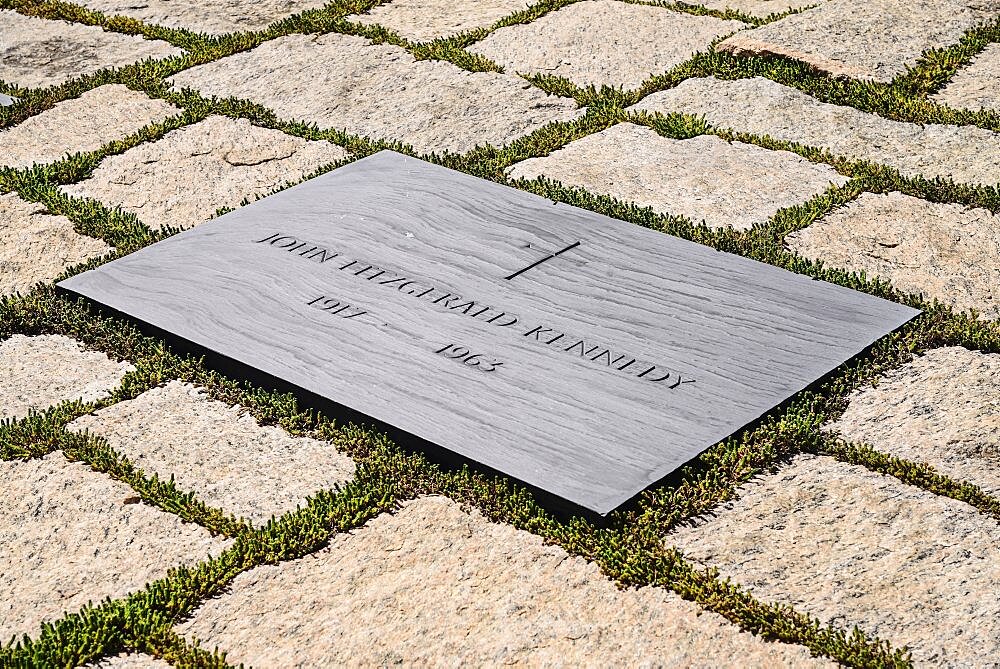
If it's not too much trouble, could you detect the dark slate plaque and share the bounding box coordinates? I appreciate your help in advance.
[58,151,919,516]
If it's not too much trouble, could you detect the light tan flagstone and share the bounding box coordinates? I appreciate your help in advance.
[75,0,332,35]
[0,453,231,641]
[347,0,532,42]
[933,43,1000,113]
[68,381,356,527]
[89,653,173,668]
[697,0,824,18]
[0,10,181,90]
[786,191,1000,319]
[177,496,827,666]
[0,193,112,298]
[0,85,180,169]
[468,0,746,90]
[0,334,132,421]
[717,0,1000,83]
[666,454,1000,666]
[507,122,847,229]
[62,115,346,230]
[167,33,582,155]
[829,347,1000,496]
[629,76,1000,186]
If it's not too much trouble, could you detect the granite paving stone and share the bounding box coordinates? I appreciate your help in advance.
[0,334,132,421]
[0,193,112,298]
[717,0,1000,82]
[0,10,181,90]
[62,115,346,230]
[829,347,1000,496]
[507,122,847,229]
[0,453,231,641]
[178,496,827,666]
[786,191,1000,319]
[467,0,746,90]
[697,0,824,18]
[90,654,173,668]
[0,85,180,169]
[629,76,1000,186]
[75,0,332,35]
[347,0,532,42]
[68,381,356,527]
[168,33,581,154]
[666,454,1000,666]
[933,43,1000,112]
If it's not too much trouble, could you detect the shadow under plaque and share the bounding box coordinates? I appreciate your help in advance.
[58,151,919,518]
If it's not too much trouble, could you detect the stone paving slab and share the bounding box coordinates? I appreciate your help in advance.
[62,115,345,230]
[629,76,1000,186]
[0,452,231,641]
[786,191,1000,319]
[76,0,332,36]
[69,381,356,527]
[0,193,112,299]
[0,335,132,422]
[0,85,180,170]
[0,10,181,90]
[177,496,827,666]
[168,33,581,155]
[90,654,173,668]
[698,0,824,18]
[507,122,847,229]
[717,0,1000,83]
[933,43,1000,113]
[666,454,1000,665]
[468,0,746,90]
[347,0,532,42]
[830,347,1000,496]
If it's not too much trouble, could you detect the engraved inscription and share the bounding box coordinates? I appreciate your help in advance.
[435,344,503,372]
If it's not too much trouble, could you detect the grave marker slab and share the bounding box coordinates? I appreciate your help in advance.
[58,151,919,516]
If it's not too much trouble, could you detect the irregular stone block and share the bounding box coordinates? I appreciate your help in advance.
[90,654,173,668]
[666,454,1000,666]
[0,334,132,421]
[62,115,346,230]
[347,0,531,42]
[468,0,745,89]
[933,43,1000,113]
[167,33,581,155]
[507,123,847,229]
[0,10,181,89]
[629,76,1000,186]
[0,85,180,169]
[69,381,356,526]
[830,347,1000,496]
[786,192,1000,319]
[717,0,1000,82]
[0,453,230,640]
[0,193,112,298]
[698,0,824,18]
[76,0,331,35]
[178,496,826,666]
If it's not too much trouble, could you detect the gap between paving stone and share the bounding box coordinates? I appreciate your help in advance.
[629,76,1000,186]
[507,122,847,229]
[696,0,823,18]
[176,496,829,666]
[347,0,533,42]
[167,32,582,155]
[932,42,1000,113]
[88,653,172,668]
[68,381,356,528]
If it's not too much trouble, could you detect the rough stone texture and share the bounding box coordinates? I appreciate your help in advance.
[629,76,1000,186]
[347,0,531,42]
[62,115,345,230]
[68,381,356,527]
[0,10,181,90]
[0,193,112,298]
[178,496,825,666]
[507,123,847,229]
[76,0,331,35]
[829,347,1000,496]
[0,85,180,169]
[468,0,745,90]
[933,43,1000,112]
[667,454,1000,666]
[698,0,823,18]
[90,654,173,668]
[0,334,132,421]
[168,33,582,155]
[786,192,1000,319]
[0,453,230,641]
[717,0,1000,83]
